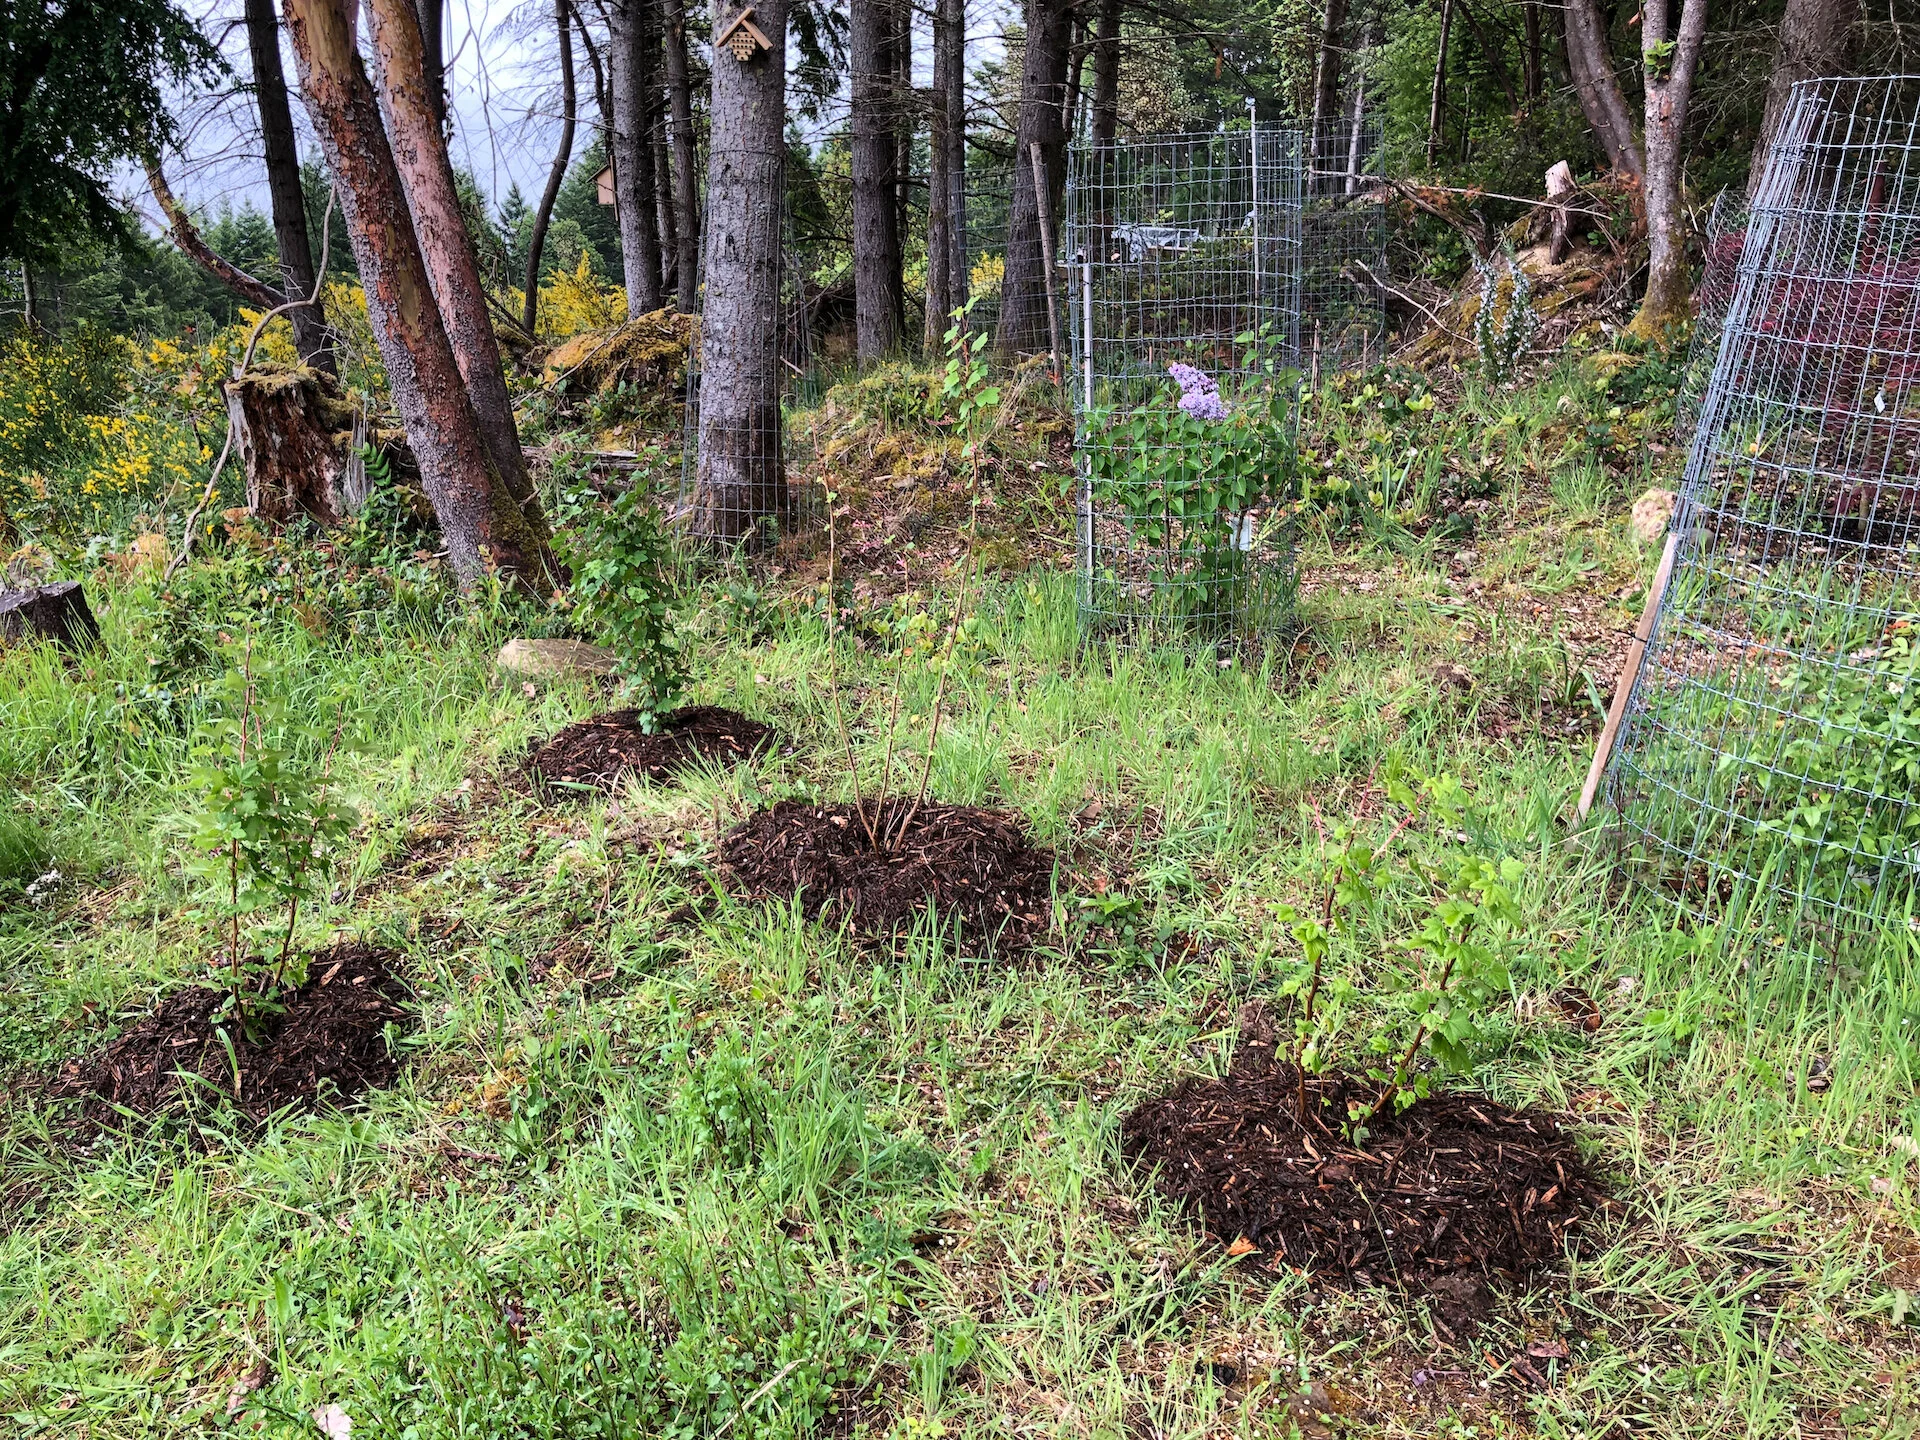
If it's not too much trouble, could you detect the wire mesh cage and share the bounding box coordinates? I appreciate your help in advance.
[1606,75,1920,940]
[1302,114,1388,378]
[1674,188,1750,439]
[1065,124,1305,647]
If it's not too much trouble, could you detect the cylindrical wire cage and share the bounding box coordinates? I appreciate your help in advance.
[1302,114,1388,378]
[1066,125,1306,647]
[1606,75,1920,940]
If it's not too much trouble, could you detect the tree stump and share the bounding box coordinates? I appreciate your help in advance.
[227,364,361,527]
[1545,162,1576,265]
[0,581,101,650]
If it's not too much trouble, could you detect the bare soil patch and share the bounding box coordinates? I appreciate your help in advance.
[524,704,775,791]
[1122,1063,1609,1295]
[48,943,409,1122]
[720,799,1053,951]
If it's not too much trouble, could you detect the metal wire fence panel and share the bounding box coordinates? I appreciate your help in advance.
[1675,189,1750,439]
[1302,115,1388,377]
[1065,125,1305,648]
[1606,75,1920,939]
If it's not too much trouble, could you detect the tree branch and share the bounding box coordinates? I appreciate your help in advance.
[147,160,288,312]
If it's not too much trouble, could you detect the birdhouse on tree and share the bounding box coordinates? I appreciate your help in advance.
[716,7,772,62]
[594,165,614,205]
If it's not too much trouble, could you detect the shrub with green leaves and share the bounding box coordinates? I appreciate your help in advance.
[1083,332,1295,619]
[566,488,686,730]
[184,648,355,1033]
[1277,768,1523,1136]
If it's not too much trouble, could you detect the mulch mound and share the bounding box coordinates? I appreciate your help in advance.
[1122,1064,1609,1293]
[524,705,775,790]
[48,943,409,1123]
[719,798,1053,951]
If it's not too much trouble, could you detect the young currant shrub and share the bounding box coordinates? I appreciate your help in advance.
[570,487,687,731]
[1276,769,1525,1140]
[185,644,354,1036]
[831,298,999,852]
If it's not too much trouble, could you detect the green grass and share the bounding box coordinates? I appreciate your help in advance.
[5,361,1920,1439]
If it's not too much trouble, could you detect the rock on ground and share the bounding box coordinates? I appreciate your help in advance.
[496,638,618,680]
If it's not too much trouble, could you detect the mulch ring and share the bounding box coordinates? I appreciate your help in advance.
[523,705,776,792]
[1122,1063,1612,1322]
[719,798,1053,952]
[48,943,410,1123]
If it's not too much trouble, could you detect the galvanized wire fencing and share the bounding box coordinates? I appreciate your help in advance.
[1065,124,1305,647]
[1674,189,1749,440]
[1303,115,1388,379]
[1605,75,1920,940]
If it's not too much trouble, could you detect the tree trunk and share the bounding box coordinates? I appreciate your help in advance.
[1091,0,1120,150]
[943,0,968,318]
[609,0,665,314]
[417,0,446,130]
[524,0,577,335]
[1425,0,1453,167]
[663,0,701,311]
[923,0,959,350]
[1562,0,1645,182]
[995,0,1071,356]
[1344,63,1368,192]
[893,0,913,292]
[365,0,540,510]
[245,0,335,372]
[852,0,903,361]
[229,364,356,526]
[692,0,788,542]
[1750,0,1857,195]
[1063,14,1087,139]
[1630,0,1709,337]
[1522,0,1542,106]
[654,106,678,296]
[1310,0,1349,174]
[281,0,559,592]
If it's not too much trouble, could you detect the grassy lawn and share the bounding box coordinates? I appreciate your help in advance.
[4,360,1919,1439]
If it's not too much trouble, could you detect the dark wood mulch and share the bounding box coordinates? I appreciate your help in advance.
[523,704,775,791]
[719,798,1053,952]
[1122,1063,1611,1293]
[47,942,409,1123]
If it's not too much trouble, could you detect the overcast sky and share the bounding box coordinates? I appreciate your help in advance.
[147,0,1015,227]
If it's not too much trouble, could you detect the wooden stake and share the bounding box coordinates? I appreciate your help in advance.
[1578,529,1680,821]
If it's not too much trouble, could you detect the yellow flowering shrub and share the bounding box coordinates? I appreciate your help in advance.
[536,254,626,342]
[1,325,198,533]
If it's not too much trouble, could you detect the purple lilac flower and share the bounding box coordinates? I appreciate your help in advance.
[1168,362,1229,420]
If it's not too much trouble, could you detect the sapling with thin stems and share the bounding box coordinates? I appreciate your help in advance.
[185,636,356,1040]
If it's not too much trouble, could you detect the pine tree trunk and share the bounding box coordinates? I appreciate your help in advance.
[282,0,559,592]
[245,0,335,372]
[852,0,903,361]
[610,0,665,314]
[943,0,968,319]
[923,0,958,352]
[1750,0,1857,195]
[365,0,540,511]
[692,0,788,542]
[1562,0,1645,182]
[524,0,577,335]
[995,0,1071,356]
[663,0,702,312]
[1631,0,1708,338]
